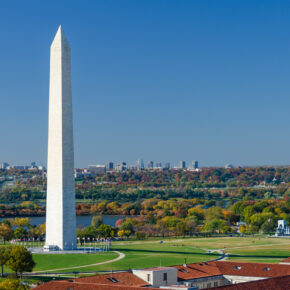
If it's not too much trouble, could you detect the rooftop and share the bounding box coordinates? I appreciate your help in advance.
[212,275,290,290]
[174,262,221,280]
[69,272,149,287]
[214,261,290,278]
[35,281,159,290]
[138,267,176,271]
[280,257,290,264]
[35,260,290,290]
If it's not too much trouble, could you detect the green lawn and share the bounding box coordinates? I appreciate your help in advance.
[156,236,290,264]
[227,241,290,263]
[3,252,117,274]
[33,252,118,271]
[44,236,290,273]
[4,236,288,275]
[59,243,217,272]
[108,237,290,268]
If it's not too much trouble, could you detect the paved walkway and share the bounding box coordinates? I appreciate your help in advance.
[30,251,125,274]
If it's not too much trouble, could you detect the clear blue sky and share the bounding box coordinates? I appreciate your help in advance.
[1,0,290,167]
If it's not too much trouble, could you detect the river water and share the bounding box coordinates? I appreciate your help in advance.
[0,215,127,228]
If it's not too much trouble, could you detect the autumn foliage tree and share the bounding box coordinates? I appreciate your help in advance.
[6,246,35,278]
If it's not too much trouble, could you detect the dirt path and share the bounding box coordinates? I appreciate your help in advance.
[31,251,125,273]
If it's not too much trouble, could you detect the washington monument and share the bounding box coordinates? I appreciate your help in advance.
[45,26,77,250]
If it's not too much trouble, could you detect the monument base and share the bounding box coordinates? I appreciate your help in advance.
[29,247,104,254]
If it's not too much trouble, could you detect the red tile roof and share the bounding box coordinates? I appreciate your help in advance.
[215,261,290,277]
[172,261,290,280]
[35,272,151,290]
[35,281,159,290]
[174,262,222,280]
[73,271,149,286]
[212,275,290,290]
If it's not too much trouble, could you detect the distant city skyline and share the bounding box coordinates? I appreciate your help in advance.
[2,1,290,167]
[2,159,200,169]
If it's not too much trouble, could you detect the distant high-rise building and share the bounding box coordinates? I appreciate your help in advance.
[11,165,26,170]
[74,168,83,179]
[156,162,162,168]
[164,162,170,169]
[193,161,199,169]
[106,162,114,170]
[136,159,144,170]
[38,166,45,179]
[0,162,9,169]
[179,161,186,169]
[116,162,127,171]
[147,161,154,168]
[88,165,106,174]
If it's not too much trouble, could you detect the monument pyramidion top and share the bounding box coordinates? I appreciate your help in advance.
[51,25,70,49]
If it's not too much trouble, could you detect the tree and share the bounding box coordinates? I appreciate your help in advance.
[120,219,135,232]
[239,224,246,234]
[248,224,259,234]
[117,230,126,238]
[243,206,255,224]
[0,246,11,277]
[6,246,35,277]
[14,227,28,239]
[261,219,276,233]
[0,220,11,227]
[176,220,187,236]
[118,230,131,239]
[186,219,198,236]
[91,216,103,228]
[135,231,147,240]
[156,220,167,238]
[97,224,113,238]
[232,201,246,216]
[28,226,40,239]
[38,223,46,236]
[250,213,265,228]
[0,224,14,244]
[0,278,28,290]
[115,219,123,228]
[205,207,223,221]
[204,219,227,234]
[221,226,234,234]
[12,218,31,228]
[85,225,98,238]
[187,208,204,222]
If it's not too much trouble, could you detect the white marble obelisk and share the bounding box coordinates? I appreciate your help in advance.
[45,26,77,251]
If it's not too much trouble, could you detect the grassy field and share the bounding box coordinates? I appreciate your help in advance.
[3,252,118,274]
[108,236,290,267]
[33,252,118,271]
[56,244,217,273]
[15,236,288,274]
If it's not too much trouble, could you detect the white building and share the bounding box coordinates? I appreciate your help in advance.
[133,267,178,287]
[0,162,9,169]
[275,220,290,237]
[88,165,106,174]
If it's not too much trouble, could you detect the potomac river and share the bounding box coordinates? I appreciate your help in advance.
[0,215,127,228]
